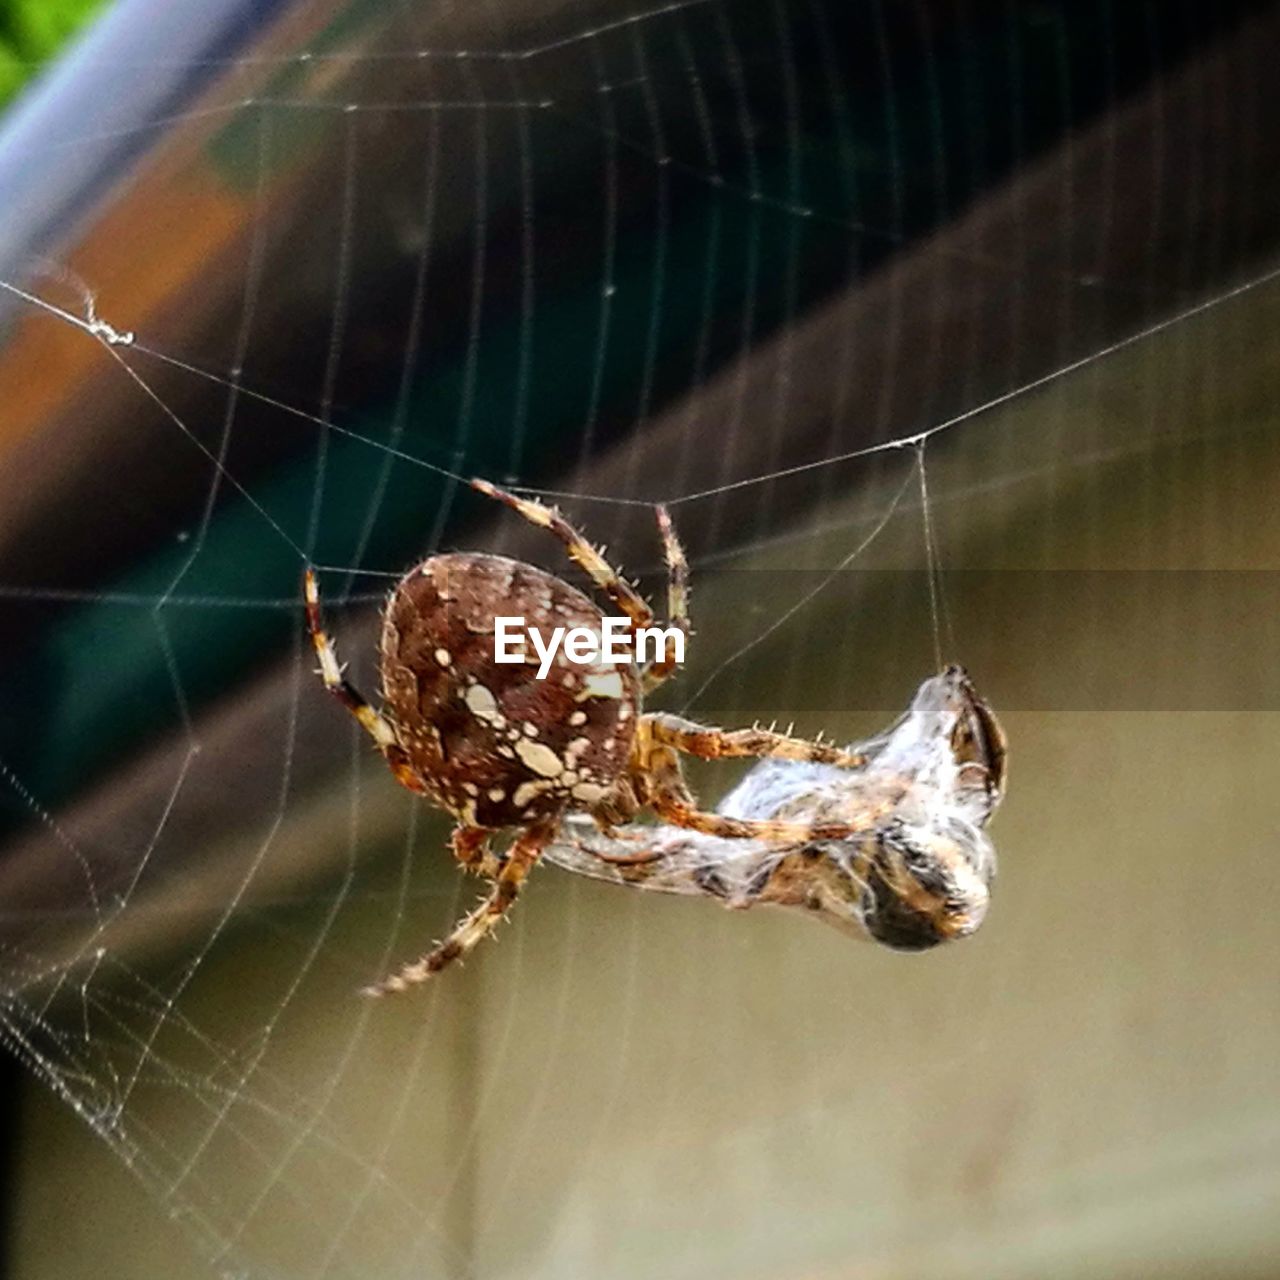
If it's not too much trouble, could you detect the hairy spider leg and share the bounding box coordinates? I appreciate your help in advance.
[639,741,895,844]
[451,824,503,878]
[361,819,554,995]
[645,711,867,770]
[471,479,693,690]
[303,569,428,795]
[642,503,689,692]
[471,479,654,630]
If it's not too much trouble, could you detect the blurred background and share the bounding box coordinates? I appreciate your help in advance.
[0,0,1279,1277]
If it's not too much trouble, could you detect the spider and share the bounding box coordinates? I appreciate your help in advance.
[304,479,890,995]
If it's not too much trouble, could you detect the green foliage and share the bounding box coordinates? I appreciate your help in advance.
[0,0,109,108]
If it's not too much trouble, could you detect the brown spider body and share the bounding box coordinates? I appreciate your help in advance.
[379,552,639,829]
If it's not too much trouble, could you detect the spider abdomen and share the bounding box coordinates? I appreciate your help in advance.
[379,552,639,828]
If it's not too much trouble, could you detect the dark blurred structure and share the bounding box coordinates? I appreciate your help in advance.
[3,0,1279,825]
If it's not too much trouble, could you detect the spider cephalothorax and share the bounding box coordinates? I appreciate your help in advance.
[306,479,900,995]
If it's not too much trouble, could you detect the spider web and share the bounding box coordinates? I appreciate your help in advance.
[2,2,1280,1277]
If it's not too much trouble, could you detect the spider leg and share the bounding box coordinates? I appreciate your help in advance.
[471,479,654,630]
[642,504,690,693]
[644,711,867,770]
[643,747,890,844]
[451,824,501,878]
[361,819,554,996]
[303,569,427,794]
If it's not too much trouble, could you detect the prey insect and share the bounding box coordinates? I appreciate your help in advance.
[549,666,1006,951]
[304,479,879,994]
